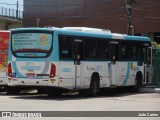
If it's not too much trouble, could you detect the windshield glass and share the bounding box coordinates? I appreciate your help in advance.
[12,32,53,58]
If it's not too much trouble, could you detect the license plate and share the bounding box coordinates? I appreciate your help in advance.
[26,73,35,77]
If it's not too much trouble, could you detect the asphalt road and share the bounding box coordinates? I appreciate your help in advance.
[0,89,160,120]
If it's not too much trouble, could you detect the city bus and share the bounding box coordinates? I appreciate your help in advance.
[8,27,151,96]
[0,30,9,91]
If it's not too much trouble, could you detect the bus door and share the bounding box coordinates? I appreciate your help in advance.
[109,42,119,86]
[73,39,84,89]
[144,47,153,84]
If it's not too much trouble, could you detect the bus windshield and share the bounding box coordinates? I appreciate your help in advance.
[12,32,53,58]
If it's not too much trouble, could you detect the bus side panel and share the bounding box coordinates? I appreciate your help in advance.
[83,61,110,88]
[117,61,132,86]
[59,61,75,89]
[48,32,60,87]
[117,61,144,86]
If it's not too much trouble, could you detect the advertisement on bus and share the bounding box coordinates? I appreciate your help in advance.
[0,31,9,90]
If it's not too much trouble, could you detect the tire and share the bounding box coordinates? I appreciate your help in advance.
[0,86,7,92]
[48,90,62,97]
[134,79,140,92]
[79,90,88,96]
[7,87,20,95]
[37,88,47,94]
[89,78,99,97]
[131,76,141,92]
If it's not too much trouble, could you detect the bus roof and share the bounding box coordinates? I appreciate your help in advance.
[10,27,150,42]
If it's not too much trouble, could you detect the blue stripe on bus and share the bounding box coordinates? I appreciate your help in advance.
[11,27,54,31]
[56,29,113,39]
[15,58,45,61]
[122,62,130,85]
[50,32,59,61]
[124,35,150,42]
[56,29,150,42]
[12,61,25,78]
[11,27,150,42]
[59,60,110,62]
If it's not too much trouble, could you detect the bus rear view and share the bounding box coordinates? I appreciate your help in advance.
[8,28,57,94]
[8,27,152,96]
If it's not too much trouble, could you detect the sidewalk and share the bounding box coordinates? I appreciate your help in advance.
[140,86,160,93]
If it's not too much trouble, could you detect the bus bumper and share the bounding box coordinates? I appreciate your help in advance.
[0,78,8,86]
[0,78,8,91]
[8,77,59,87]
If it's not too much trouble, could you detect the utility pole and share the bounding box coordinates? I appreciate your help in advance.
[37,18,40,27]
[16,0,19,19]
[125,0,136,35]
[125,0,132,35]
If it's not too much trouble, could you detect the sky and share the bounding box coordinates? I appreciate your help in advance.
[0,0,23,11]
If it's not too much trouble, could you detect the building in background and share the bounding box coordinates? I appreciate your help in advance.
[23,0,160,42]
[0,2,23,30]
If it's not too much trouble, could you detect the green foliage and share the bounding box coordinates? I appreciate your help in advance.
[152,42,160,49]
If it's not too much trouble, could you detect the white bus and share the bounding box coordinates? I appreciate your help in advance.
[8,27,151,96]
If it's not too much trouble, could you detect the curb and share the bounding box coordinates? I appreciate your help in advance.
[139,87,160,93]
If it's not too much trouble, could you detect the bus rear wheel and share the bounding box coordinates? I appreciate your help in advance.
[89,78,99,97]
[37,88,47,94]
[132,74,142,92]
[133,79,140,92]
[7,87,20,95]
[48,90,62,97]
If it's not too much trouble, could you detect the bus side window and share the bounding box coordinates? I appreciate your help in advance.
[111,45,119,61]
[121,47,126,60]
[132,47,137,60]
[121,44,132,60]
[85,39,97,60]
[121,43,133,61]
[137,47,144,61]
[97,40,109,60]
[59,36,73,60]
[73,39,84,61]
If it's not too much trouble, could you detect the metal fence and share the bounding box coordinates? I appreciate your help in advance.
[0,7,23,20]
[152,48,160,87]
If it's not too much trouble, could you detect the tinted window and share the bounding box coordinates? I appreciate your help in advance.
[11,30,53,58]
[85,39,97,60]
[97,40,109,60]
[120,42,146,61]
[59,36,73,60]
